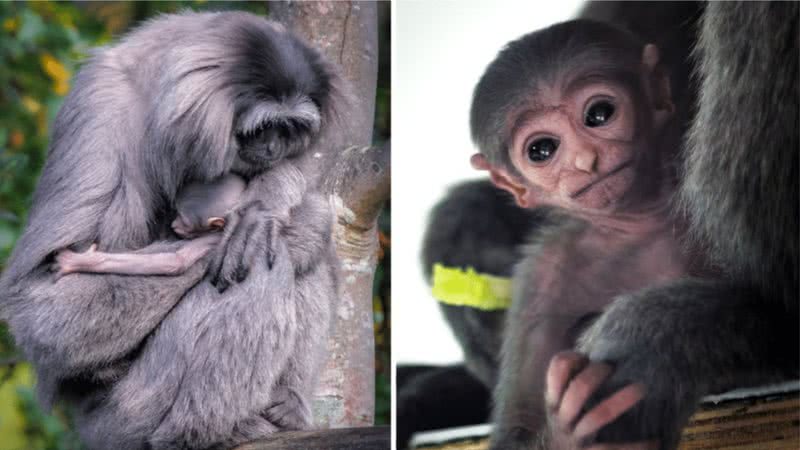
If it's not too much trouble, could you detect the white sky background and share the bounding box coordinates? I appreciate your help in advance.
[393,1,585,365]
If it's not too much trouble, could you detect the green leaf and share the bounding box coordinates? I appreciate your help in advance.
[17,10,45,44]
[0,220,17,251]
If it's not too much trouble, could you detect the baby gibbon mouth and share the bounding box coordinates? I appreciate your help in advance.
[570,160,633,199]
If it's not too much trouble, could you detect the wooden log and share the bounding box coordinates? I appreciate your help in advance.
[269,1,385,428]
[679,395,800,449]
[233,426,390,450]
[410,390,800,449]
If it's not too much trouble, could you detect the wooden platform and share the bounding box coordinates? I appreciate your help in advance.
[412,384,800,449]
[680,394,799,449]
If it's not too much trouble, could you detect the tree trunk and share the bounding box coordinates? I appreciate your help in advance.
[269,1,387,428]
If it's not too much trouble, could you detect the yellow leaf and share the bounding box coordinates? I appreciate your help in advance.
[40,53,71,96]
[56,11,75,29]
[9,130,24,149]
[2,17,18,33]
[54,78,70,96]
[21,96,41,114]
[30,1,54,16]
[37,110,48,136]
[0,364,35,450]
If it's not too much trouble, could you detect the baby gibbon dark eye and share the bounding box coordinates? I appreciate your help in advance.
[585,101,615,127]
[527,138,559,163]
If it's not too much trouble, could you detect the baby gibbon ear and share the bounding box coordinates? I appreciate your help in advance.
[470,153,492,170]
[642,44,675,128]
[207,217,226,229]
[488,169,538,209]
[470,153,538,209]
[641,43,661,72]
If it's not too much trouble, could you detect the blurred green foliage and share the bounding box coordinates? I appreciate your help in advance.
[0,0,391,447]
[374,206,391,425]
[0,1,106,265]
[372,1,391,426]
[0,2,107,447]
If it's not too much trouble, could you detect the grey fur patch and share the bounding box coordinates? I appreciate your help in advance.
[237,95,321,136]
[0,10,347,450]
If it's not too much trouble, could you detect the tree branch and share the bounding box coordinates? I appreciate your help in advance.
[234,426,390,450]
[269,1,387,429]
